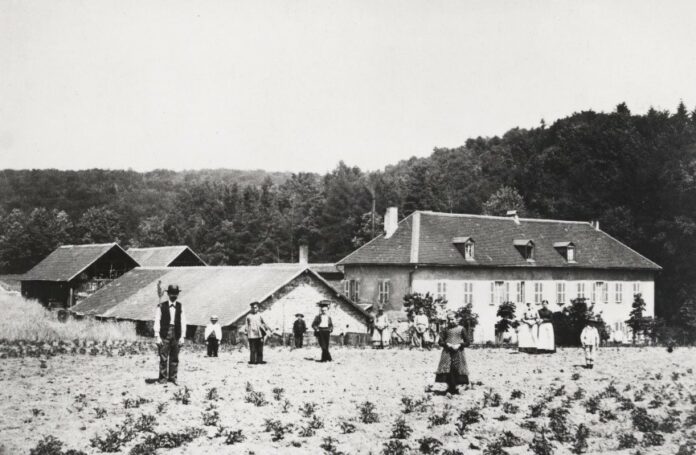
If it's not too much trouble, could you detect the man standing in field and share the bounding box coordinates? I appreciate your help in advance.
[292,313,307,349]
[154,284,186,385]
[312,301,333,362]
[246,301,271,364]
[580,316,600,369]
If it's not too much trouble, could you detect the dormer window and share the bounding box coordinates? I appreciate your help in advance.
[513,239,535,262]
[452,237,475,261]
[553,242,576,263]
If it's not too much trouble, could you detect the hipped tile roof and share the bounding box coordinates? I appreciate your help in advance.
[70,265,369,327]
[338,211,661,270]
[22,244,138,282]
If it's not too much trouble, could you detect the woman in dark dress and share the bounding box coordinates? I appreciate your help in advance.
[536,300,556,353]
[435,312,470,395]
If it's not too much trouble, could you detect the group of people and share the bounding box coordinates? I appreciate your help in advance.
[154,285,601,395]
[368,307,434,349]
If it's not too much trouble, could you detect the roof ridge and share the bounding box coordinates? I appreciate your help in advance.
[59,243,117,248]
[418,211,589,225]
[128,245,188,250]
[594,229,663,270]
[337,212,416,265]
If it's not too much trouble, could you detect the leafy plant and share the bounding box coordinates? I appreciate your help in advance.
[455,408,481,436]
[382,439,410,455]
[201,406,220,427]
[272,387,285,401]
[135,414,157,433]
[299,402,318,418]
[571,424,589,454]
[339,421,356,434]
[641,431,664,447]
[617,432,638,449]
[529,429,554,455]
[428,406,451,427]
[205,387,219,401]
[632,408,658,432]
[390,417,413,440]
[502,402,519,414]
[94,407,107,419]
[483,389,502,407]
[510,389,523,399]
[245,390,268,407]
[529,401,547,418]
[223,429,245,445]
[173,387,191,405]
[417,436,443,454]
[548,407,571,442]
[358,401,379,423]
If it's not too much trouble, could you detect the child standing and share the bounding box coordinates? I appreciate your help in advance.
[580,317,600,369]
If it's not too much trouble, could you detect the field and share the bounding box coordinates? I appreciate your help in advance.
[2,345,695,455]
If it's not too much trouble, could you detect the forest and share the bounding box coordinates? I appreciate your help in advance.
[1,102,695,326]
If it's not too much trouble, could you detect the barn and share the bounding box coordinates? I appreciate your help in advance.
[20,243,139,308]
[70,265,370,344]
[127,246,207,267]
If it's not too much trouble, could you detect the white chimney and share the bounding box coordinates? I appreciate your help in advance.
[506,210,520,225]
[595,221,600,231]
[298,244,309,265]
[384,207,398,239]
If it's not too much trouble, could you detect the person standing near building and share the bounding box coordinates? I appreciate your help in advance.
[292,313,307,348]
[413,307,430,349]
[312,301,333,362]
[204,315,222,357]
[435,312,470,395]
[154,284,186,385]
[536,301,556,353]
[372,308,390,349]
[580,316,600,369]
[246,301,271,365]
[517,302,538,353]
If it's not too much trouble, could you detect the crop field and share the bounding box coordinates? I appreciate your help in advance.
[2,344,695,455]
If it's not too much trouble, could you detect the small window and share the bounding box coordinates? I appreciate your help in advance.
[378,280,390,305]
[436,282,447,301]
[592,281,606,304]
[534,282,543,304]
[615,282,623,304]
[633,282,641,297]
[516,281,526,304]
[348,280,360,302]
[514,240,535,261]
[463,282,473,305]
[343,280,349,296]
[464,242,475,261]
[602,282,609,304]
[556,282,566,304]
[577,282,586,299]
[567,246,575,262]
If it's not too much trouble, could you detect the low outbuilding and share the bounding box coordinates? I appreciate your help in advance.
[127,246,207,267]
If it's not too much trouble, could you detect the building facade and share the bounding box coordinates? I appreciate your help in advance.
[338,210,661,343]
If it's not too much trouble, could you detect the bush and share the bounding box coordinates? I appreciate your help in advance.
[382,440,410,455]
[402,292,445,322]
[244,390,267,407]
[571,424,589,454]
[548,407,571,442]
[641,431,664,447]
[417,437,443,454]
[223,429,245,445]
[529,429,554,455]
[29,436,65,455]
[173,387,191,405]
[339,421,356,434]
[617,432,638,449]
[299,402,317,418]
[454,303,479,340]
[205,387,219,401]
[358,401,379,423]
[390,417,413,440]
[483,389,502,407]
[135,414,157,433]
[201,406,220,427]
[455,408,481,436]
[495,302,518,338]
[631,408,658,432]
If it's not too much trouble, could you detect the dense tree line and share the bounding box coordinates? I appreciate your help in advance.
[1,102,695,326]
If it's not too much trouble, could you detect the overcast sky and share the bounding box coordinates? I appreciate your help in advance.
[1,0,695,173]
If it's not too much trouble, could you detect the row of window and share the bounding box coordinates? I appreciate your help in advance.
[485,280,641,305]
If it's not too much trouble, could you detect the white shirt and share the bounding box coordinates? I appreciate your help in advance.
[414,314,429,329]
[580,326,600,347]
[319,314,330,328]
[204,323,222,340]
[154,300,187,342]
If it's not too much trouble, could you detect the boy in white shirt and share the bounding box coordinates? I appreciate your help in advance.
[204,315,222,357]
[580,317,600,369]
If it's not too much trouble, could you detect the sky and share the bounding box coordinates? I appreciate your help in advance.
[1,0,696,173]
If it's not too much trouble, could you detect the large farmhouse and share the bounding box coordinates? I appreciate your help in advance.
[70,265,370,343]
[337,209,662,343]
[20,243,139,308]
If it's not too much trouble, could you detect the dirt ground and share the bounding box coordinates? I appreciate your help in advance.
[1,345,695,454]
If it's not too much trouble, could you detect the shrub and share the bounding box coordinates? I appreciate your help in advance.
[123,397,150,409]
[201,406,220,427]
[244,390,267,407]
[205,387,219,401]
[382,440,410,455]
[94,407,107,419]
[417,437,443,454]
[571,424,589,454]
[321,437,344,455]
[339,421,356,434]
[306,415,324,430]
[428,407,451,427]
[281,399,292,413]
[299,402,317,418]
[390,417,413,440]
[272,387,285,401]
[495,301,518,338]
[402,292,445,322]
[641,431,664,447]
[135,414,157,433]
[483,440,507,455]
[529,429,554,455]
[454,303,479,340]
[676,440,696,455]
[129,427,204,454]
[548,407,571,442]
[617,432,638,449]
[358,401,379,424]
[173,387,191,405]
[631,408,658,432]
[520,420,538,432]
[510,389,523,399]
[599,410,617,422]
[455,408,481,436]
[223,429,245,445]
[483,389,502,407]
[529,401,547,418]
[583,395,601,414]
[618,397,635,411]
[29,436,64,455]
[502,402,519,414]
[263,419,293,441]
[571,373,581,380]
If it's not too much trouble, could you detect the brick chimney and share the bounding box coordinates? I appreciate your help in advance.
[384,207,398,239]
[299,244,309,265]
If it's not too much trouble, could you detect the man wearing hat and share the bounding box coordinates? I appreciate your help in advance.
[311,301,334,362]
[204,315,222,357]
[154,284,186,384]
[246,301,271,364]
[292,313,307,349]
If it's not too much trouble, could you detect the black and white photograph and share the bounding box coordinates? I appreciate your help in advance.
[1,1,695,454]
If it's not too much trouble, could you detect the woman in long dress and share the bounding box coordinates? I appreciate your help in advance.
[517,302,539,353]
[372,308,390,348]
[536,300,556,353]
[435,312,470,395]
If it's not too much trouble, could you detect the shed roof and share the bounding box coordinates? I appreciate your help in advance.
[260,263,342,275]
[338,211,661,270]
[22,243,138,282]
[127,246,207,267]
[70,265,367,326]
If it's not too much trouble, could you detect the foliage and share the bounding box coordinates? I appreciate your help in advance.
[571,424,590,454]
[482,186,528,216]
[617,433,639,449]
[529,429,554,455]
[454,303,479,339]
[495,301,518,337]
[402,292,444,322]
[627,294,651,344]
[358,401,379,423]
[417,437,443,454]
[382,439,410,455]
[390,417,413,440]
[455,407,481,436]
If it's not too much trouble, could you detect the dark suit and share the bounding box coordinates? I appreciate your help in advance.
[312,314,333,362]
[293,319,307,348]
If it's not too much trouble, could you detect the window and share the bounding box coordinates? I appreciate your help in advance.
[343,280,350,296]
[601,282,608,304]
[464,242,475,261]
[516,281,526,304]
[556,282,566,304]
[436,282,447,301]
[534,282,543,304]
[347,280,360,302]
[377,280,390,305]
[615,282,623,304]
[524,244,534,261]
[567,246,575,262]
[513,240,535,261]
[553,242,576,262]
[633,282,641,297]
[463,282,473,305]
[592,281,607,304]
[577,282,586,299]
[491,281,505,306]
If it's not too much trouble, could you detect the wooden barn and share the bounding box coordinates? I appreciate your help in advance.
[70,265,371,344]
[20,243,140,308]
[127,246,207,267]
